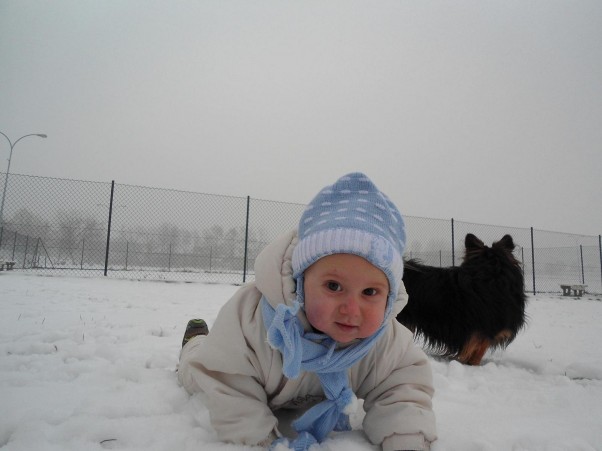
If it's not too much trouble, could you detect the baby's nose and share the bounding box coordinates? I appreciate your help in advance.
[339,294,361,317]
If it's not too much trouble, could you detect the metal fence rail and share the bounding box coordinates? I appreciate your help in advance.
[1,172,601,294]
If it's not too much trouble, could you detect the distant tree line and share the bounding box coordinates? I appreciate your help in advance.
[1,208,269,272]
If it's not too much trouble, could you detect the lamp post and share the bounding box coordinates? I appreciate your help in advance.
[0,131,47,228]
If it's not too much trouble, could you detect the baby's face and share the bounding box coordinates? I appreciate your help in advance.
[303,254,389,343]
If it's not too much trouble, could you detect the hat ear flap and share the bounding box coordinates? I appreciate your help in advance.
[295,274,306,308]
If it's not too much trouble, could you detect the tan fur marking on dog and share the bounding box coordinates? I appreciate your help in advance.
[458,333,492,366]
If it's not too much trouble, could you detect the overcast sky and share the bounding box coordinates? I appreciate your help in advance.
[1,1,601,236]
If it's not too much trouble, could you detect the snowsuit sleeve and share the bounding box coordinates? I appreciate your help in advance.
[178,285,278,446]
[354,321,437,451]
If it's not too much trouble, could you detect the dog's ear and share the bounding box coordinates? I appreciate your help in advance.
[496,234,515,251]
[465,234,484,251]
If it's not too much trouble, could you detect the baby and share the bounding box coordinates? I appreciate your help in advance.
[178,172,436,450]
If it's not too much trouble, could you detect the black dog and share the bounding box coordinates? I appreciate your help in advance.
[397,233,527,365]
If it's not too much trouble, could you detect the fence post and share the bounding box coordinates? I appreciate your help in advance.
[81,238,85,270]
[243,196,250,283]
[451,218,455,267]
[104,181,115,276]
[530,227,536,294]
[125,241,129,270]
[168,243,172,272]
[580,245,585,285]
[22,235,29,269]
[599,235,602,294]
[0,226,3,255]
[12,230,17,260]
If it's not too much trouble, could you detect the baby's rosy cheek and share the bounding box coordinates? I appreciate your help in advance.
[306,305,325,326]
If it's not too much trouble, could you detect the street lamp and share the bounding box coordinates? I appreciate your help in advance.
[0,131,47,228]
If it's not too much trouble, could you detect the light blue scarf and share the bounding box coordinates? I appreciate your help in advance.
[261,294,389,450]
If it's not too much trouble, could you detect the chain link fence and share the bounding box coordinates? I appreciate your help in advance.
[1,172,601,294]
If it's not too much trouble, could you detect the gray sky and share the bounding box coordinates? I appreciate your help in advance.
[1,0,601,236]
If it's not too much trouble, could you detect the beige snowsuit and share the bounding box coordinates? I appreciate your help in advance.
[178,230,436,450]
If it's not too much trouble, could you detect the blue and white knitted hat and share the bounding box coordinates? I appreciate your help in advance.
[292,172,406,307]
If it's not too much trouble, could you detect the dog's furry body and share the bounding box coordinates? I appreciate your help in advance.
[397,233,527,365]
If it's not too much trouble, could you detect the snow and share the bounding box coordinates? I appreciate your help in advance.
[1,272,601,451]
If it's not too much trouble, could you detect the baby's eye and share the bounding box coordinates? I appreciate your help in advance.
[363,288,378,296]
[326,281,342,292]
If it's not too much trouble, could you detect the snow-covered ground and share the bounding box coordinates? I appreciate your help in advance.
[1,273,601,451]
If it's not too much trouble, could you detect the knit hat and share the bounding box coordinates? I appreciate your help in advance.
[292,172,406,309]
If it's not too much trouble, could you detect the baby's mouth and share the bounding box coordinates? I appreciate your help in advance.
[335,322,358,332]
